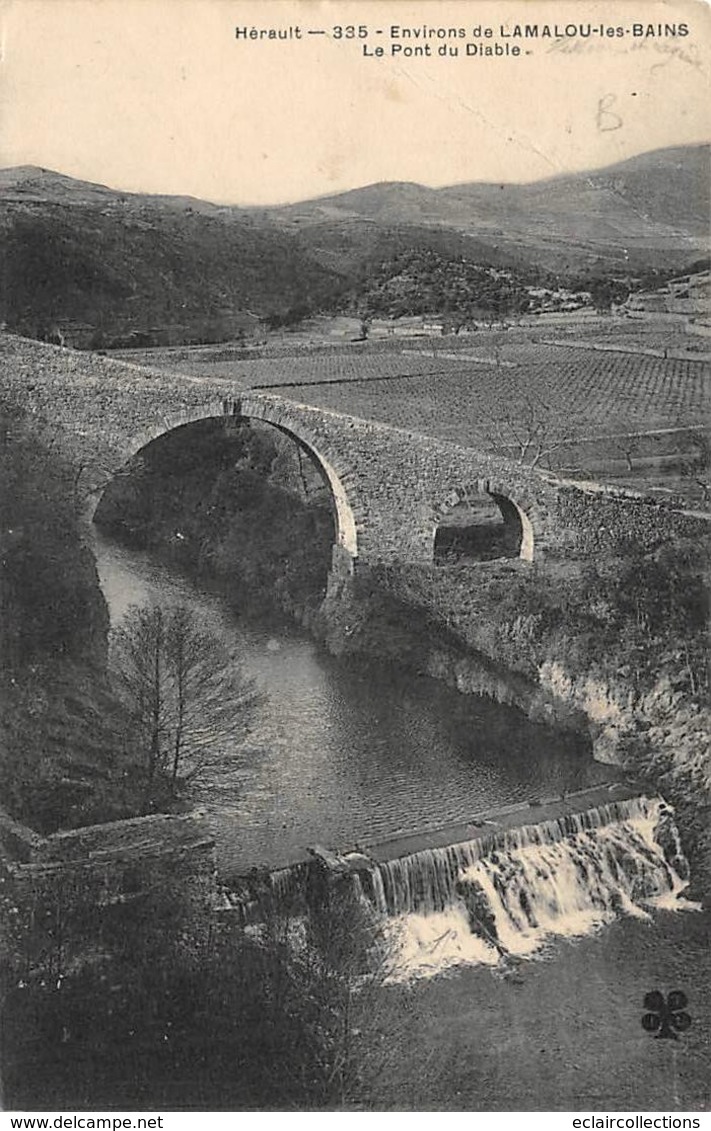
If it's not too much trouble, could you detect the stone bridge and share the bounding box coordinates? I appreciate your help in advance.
[2,335,706,584]
[205,390,555,567]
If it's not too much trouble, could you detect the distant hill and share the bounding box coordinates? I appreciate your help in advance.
[0,146,708,347]
[0,165,236,217]
[257,144,710,275]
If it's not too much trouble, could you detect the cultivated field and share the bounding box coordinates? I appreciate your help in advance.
[270,346,707,435]
[110,319,711,505]
[134,346,475,389]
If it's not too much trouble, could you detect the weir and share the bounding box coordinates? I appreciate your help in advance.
[223,785,694,978]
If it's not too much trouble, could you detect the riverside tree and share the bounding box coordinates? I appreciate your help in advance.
[111,603,263,799]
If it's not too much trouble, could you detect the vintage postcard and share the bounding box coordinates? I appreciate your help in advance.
[0,0,709,1117]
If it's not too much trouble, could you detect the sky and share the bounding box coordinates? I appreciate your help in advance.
[1,0,709,205]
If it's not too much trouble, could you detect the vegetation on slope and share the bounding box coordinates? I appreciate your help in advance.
[0,399,144,831]
[351,248,532,322]
[0,202,345,345]
[1,145,708,348]
[1,863,434,1110]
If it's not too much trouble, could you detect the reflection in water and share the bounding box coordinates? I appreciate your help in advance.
[93,531,612,871]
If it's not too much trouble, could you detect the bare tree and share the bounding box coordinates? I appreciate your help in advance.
[480,383,568,470]
[610,431,644,474]
[111,603,263,796]
[679,430,711,507]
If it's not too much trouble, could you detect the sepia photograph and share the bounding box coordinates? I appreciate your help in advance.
[0,0,709,1115]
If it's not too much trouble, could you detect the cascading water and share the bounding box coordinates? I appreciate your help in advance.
[225,795,696,980]
[361,796,695,979]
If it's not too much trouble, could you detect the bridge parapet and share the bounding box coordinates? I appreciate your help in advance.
[1,334,705,577]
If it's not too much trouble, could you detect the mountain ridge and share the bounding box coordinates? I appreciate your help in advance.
[1,141,708,212]
[251,143,709,276]
[258,144,709,238]
[0,144,708,345]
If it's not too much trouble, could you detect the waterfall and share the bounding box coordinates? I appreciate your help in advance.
[361,796,696,980]
[364,797,683,916]
[224,796,696,980]
[223,860,311,924]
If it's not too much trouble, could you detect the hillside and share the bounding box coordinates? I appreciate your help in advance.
[259,144,710,274]
[0,165,236,218]
[0,146,707,347]
[0,167,345,346]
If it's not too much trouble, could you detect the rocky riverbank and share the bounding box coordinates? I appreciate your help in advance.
[314,563,710,897]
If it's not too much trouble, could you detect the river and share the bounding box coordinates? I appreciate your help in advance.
[93,530,614,874]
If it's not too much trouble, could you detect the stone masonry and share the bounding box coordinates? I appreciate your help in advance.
[1,333,707,582]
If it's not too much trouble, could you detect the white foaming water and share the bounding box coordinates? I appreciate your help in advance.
[226,796,696,982]
[365,797,696,981]
[382,908,501,981]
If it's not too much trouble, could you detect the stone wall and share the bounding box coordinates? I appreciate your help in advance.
[3,810,217,902]
[237,391,559,564]
[1,808,218,978]
[555,485,710,556]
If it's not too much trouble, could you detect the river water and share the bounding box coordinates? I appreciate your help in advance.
[91,533,707,1101]
[93,531,613,874]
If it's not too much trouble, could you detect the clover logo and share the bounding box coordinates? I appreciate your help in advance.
[642,991,691,1040]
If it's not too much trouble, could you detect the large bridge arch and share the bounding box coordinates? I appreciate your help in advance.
[234,395,360,559]
[94,395,364,564]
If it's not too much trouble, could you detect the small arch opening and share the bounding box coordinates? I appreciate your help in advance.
[434,489,531,564]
